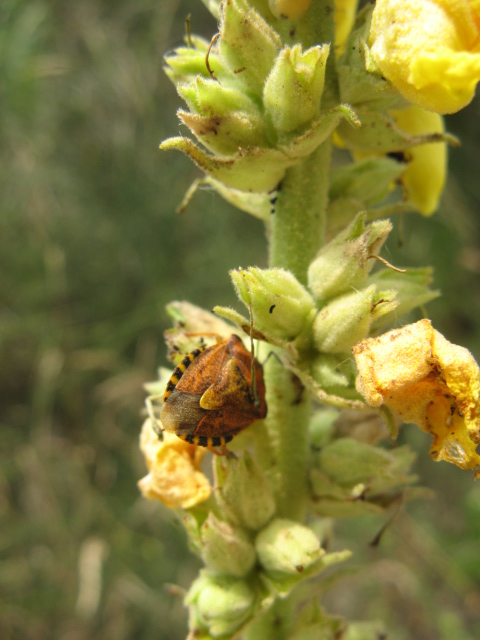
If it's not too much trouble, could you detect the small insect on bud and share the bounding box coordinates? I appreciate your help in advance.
[159,335,267,454]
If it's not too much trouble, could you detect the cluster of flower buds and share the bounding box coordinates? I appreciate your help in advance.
[181,450,350,638]
[216,212,438,391]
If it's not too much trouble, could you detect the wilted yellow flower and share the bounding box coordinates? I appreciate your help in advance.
[353,320,480,475]
[390,106,447,216]
[138,419,211,509]
[368,0,480,114]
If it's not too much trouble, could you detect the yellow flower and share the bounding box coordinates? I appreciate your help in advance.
[335,0,359,55]
[390,106,447,216]
[368,0,480,114]
[138,419,211,509]
[353,320,480,475]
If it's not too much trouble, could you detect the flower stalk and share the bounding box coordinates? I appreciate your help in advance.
[139,0,480,637]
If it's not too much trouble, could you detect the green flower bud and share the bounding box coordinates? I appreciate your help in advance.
[263,44,329,135]
[287,602,344,640]
[310,438,422,518]
[199,513,256,577]
[255,518,323,577]
[317,438,395,489]
[307,213,392,304]
[161,135,295,192]
[161,105,358,193]
[178,77,259,118]
[312,284,398,354]
[231,267,316,343]
[187,570,256,637]
[368,267,440,330]
[215,451,276,531]
[164,37,228,84]
[310,354,353,391]
[179,110,268,155]
[220,0,282,96]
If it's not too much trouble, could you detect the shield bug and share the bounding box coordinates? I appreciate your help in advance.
[158,334,267,454]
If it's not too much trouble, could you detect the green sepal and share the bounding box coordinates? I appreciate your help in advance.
[215,451,276,531]
[186,570,257,638]
[199,513,257,577]
[161,106,358,193]
[179,110,268,155]
[309,438,424,517]
[279,104,360,158]
[255,518,351,596]
[336,6,407,111]
[230,267,316,343]
[329,157,406,207]
[368,267,440,329]
[312,284,398,354]
[178,77,260,117]
[204,178,272,221]
[309,354,354,391]
[307,212,392,304]
[287,602,345,640]
[164,38,228,85]
[219,0,282,96]
[178,177,272,222]
[161,136,296,192]
[263,44,329,135]
[336,105,455,154]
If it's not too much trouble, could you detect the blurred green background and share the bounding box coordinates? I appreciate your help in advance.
[1,1,480,638]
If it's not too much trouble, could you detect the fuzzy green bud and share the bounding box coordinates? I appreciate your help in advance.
[263,44,329,135]
[199,513,256,577]
[307,213,392,304]
[178,77,259,118]
[164,37,228,84]
[231,267,316,343]
[313,284,397,354]
[310,438,420,517]
[310,354,353,391]
[215,451,276,531]
[220,0,281,96]
[187,571,256,637]
[255,518,323,578]
[179,110,268,155]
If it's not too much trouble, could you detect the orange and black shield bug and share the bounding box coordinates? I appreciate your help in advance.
[159,335,267,452]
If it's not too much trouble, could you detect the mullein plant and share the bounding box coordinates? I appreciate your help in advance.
[139,1,480,638]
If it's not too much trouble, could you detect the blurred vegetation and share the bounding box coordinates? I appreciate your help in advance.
[1,1,479,639]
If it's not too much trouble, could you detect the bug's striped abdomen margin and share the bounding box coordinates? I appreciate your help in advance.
[163,347,205,402]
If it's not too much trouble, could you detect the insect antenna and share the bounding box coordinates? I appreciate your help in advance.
[249,304,261,409]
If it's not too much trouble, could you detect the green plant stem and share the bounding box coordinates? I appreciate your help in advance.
[262,0,337,526]
[269,139,332,285]
[262,355,311,521]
